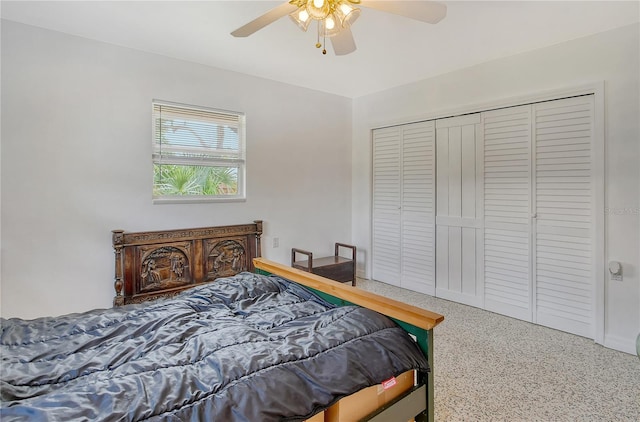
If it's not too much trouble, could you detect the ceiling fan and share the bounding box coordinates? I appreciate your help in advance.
[231,0,447,56]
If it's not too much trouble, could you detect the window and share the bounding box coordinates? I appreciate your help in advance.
[152,101,246,202]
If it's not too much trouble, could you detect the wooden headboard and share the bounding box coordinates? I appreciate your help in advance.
[112,221,263,306]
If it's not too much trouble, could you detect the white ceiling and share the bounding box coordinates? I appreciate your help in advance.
[2,1,639,98]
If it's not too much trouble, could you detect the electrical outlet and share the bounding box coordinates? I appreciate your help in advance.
[272,237,279,248]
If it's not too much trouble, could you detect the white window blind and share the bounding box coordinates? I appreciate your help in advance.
[152,101,245,201]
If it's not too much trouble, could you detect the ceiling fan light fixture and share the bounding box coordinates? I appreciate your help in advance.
[289,7,311,31]
[234,0,447,56]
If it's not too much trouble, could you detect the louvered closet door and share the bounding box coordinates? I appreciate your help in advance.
[372,122,436,294]
[435,114,483,307]
[401,121,436,295]
[372,127,402,286]
[482,105,533,322]
[533,96,594,338]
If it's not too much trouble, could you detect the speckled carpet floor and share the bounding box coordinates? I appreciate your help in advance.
[357,278,640,421]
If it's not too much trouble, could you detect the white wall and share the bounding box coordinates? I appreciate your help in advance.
[0,19,3,317]
[352,23,640,354]
[1,21,352,319]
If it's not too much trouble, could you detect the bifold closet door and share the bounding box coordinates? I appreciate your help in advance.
[401,122,436,294]
[372,121,436,295]
[435,114,483,307]
[480,96,595,337]
[372,95,596,339]
[482,105,533,322]
[372,126,402,286]
[533,95,594,338]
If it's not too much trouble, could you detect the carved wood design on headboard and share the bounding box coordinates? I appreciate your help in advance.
[112,221,263,306]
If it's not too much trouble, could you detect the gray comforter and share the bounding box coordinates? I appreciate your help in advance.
[1,272,428,421]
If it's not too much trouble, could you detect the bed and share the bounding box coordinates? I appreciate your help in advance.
[1,221,444,421]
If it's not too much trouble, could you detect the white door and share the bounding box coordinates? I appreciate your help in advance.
[533,95,595,338]
[479,96,596,337]
[401,122,436,295]
[482,105,533,321]
[435,114,483,307]
[372,121,436,294]
[372,126,402,286]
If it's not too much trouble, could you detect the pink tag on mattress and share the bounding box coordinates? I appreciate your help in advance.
[381,377,397,390]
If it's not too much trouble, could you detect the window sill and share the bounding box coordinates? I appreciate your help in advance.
[152,196,246,205]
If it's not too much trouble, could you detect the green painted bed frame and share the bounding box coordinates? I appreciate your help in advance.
[254,258,444,422]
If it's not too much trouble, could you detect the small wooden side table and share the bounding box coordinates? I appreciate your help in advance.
[291,243,356,286]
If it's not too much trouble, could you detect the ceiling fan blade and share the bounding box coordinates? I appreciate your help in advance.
[331,28,357,56]
[231,2,298,37]
[361,1,447,24]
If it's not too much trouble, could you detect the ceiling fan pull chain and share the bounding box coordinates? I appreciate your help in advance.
[322,31,327,55]
[315,19,322,49]
[316,17,326,55]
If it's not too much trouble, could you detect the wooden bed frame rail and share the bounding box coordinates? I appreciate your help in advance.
[253,258,444,422]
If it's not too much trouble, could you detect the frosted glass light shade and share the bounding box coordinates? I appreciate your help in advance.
[289,7,311,31]
[307,0,330,19]
[320,13,341,37]
[336,1,360,28]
